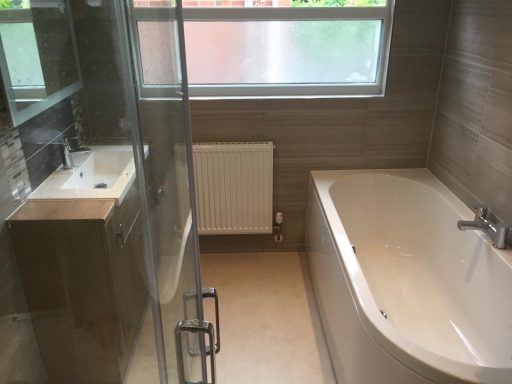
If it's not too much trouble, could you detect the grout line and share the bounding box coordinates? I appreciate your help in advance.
[479,129,512,157]
[426,0,455,168]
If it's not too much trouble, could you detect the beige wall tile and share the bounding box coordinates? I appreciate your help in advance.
[365,111,433,160]
[266,99,367,159]
[368,54,443,112]
[482,72,512,148]
[470,135,512,224]
[429,0,512,246]
[191,100,266,142]
[436,57,492,132]
[429,112,479,187]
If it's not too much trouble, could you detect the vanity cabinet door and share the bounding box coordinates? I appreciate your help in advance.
[105,198,148,377]
[8,200,122,384]
[116,212,147,350]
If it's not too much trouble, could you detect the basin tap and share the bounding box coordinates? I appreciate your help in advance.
[60,137,90,170]
[61,140,74,169]
[457,206,509,249]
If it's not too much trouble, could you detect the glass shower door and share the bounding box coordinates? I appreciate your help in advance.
[121,0,212,384]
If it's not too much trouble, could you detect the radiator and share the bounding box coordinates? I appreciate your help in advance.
[192,142,274,235]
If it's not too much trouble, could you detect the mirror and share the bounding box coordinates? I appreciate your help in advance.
[0,0,81,127]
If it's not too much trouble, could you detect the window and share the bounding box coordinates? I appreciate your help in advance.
[130,0,395,98]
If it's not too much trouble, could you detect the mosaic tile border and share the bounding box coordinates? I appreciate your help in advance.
[0,111,31,207]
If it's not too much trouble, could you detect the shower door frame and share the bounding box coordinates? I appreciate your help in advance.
[113,0,208,383]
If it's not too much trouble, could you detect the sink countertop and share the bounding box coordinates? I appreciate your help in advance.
[8,199,116,222]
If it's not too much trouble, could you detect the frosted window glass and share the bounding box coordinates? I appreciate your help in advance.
[137,21,181,85]
[184,20,381,85]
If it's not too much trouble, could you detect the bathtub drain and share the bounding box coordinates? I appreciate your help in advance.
[380,310,388,320]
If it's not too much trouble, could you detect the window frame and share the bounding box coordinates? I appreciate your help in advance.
[130,1,395,99]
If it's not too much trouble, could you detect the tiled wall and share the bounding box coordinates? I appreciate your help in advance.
[18,94,86,190]
[428,0,512,244]
[192,0,452,253]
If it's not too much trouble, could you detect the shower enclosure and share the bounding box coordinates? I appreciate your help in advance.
[0,1,214,383]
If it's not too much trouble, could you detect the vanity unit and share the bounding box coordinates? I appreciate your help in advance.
[7,146,148,384]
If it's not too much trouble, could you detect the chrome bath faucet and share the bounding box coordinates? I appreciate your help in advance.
[457,206,509,249]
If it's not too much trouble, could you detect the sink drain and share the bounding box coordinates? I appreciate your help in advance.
[94,182,108,189]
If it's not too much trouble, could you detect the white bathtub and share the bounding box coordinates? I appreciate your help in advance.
[306,169,512,384]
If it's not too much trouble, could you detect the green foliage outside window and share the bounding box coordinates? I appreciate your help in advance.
[292,0,384,7]
[0,0,30,9]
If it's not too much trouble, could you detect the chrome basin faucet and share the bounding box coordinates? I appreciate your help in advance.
[457,206,509,249]
[61,137,90,169]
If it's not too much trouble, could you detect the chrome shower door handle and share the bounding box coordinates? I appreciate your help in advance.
[175,319,216,384]
[202,287,221,354]
[183,287,221,356]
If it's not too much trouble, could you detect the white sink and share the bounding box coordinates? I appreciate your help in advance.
[28,145,148,204]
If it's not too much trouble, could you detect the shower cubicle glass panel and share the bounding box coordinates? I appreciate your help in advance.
[2,0,206,383]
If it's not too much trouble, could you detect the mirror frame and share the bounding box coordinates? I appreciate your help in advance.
[0,2,82,127]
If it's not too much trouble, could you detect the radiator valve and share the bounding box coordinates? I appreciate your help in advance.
[273,211,284,243]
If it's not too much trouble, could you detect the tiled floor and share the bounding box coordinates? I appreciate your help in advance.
[201,252,337,384]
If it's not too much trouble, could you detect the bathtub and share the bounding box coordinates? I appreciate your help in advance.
[306,169,512,384]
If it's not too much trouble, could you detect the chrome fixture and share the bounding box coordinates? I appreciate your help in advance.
[175,319,217,384]
[60,136,90,169]
[457,206,509,249]
[61,140,74,169]
[273,211,284,243]
[183,287,221,356]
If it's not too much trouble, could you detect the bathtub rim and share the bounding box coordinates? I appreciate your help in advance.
[309,168,512,384]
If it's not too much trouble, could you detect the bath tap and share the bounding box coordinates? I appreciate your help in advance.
[457,206,509,249]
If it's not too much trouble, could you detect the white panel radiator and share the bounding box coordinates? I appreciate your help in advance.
[192,142,274,235]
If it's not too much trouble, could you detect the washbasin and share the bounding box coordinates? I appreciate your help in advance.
[61,150,132,190]
[29,145,148,204]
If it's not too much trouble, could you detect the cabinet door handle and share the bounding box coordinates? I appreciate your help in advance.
[116,223,125,247]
